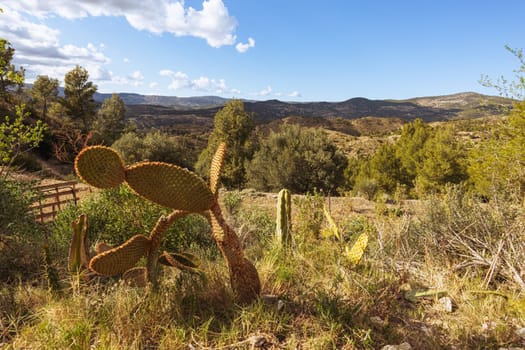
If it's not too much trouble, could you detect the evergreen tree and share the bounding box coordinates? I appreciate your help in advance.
[31,75,59,121]
[368,143,403,194]
[195,99,255,189]
[93,93,127,145]
[415,126,467,195]
[60,65,97,131]
[246,124,347,194]
[0,38,24,107]
[395,118,432,186]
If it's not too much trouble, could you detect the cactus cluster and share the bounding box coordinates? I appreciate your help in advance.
[74,143,260,303]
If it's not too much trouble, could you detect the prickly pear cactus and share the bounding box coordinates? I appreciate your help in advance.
[75,146,125,189]
[75,142,261,303]
[68,214,91,272]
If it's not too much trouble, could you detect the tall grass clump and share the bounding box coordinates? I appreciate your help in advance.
[402,185,525,291]
[0,178,46,281]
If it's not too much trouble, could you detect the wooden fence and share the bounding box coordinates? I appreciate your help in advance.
[30,181,91,223]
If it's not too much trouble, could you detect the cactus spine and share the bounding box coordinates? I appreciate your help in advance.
[276,189,292,247]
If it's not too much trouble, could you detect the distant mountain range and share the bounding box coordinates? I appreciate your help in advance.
[93,91,512,133]
[94,92,229,109]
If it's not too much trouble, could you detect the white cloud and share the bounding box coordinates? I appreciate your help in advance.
[127,70,145,86]
[160,70,191,90]
[0,7,113,84]
[3,0,239,48]
[149,82,159,89]
[159,69,236,94]
[123,58,130,63]
[259,86,272,96]
[236,37,255,53]
[289,91,301,98]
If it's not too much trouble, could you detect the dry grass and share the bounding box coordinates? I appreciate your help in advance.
[1,189,524,349]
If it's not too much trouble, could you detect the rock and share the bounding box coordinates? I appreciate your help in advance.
[370,316,385,326]
[516,327,525,340]
[438,296,453,312]
[381,342,412,350]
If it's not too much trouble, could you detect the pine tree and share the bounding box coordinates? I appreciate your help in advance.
[195,99,255,189]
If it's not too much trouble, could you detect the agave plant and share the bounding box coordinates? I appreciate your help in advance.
[74,143,261,304]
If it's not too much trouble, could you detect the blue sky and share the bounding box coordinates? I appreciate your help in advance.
[1,0,524,101]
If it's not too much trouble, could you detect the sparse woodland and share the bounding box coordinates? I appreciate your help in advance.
[1,38,525,349]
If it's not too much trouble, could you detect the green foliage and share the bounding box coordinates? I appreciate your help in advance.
[350,119,469,198]
[395,118,432,185]
[50,186,214,260]
[222,190,242,216]
[293,191,325,239]
[112,130,190,168]
[354,143,402,198]
[0,178,46,280]
[0,104,47,177]
[92,93,128,145]
[341,156,366,193]
[415,126,467,195]
[60,65,97,131]
[247,124,347,194]
[468,100,525,198]
[480,45,525,100]
[0,38,24,105]
[30,75,59,121]
[195,99,255,189]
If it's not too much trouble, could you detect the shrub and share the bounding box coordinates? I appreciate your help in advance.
[402,185,525,290]
[50,186,214,261]
[112,130,190,168]
[293,191,325,240]
[0,178,45,280]
[246,124,347,194]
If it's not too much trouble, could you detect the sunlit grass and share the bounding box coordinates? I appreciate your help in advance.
[1,190,524,349]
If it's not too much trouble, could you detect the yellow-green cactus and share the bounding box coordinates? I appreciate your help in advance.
[345,233,368,267]
[89,234,151,276]
[275,189,292,247]
[75,142,260,303]
[68,214,90,272]
[209,142,226,197]
[75,146,125,189]
[125,162,214,212]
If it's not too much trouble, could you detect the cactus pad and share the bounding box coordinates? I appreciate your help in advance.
[75,146,125,189]
[95,242,112,254]
[125,162,214,212]
[344,233,368,266]
[89,234,151,276]
[68,214,90,272]
[159,251,201,273]
[209,142,226,196]
[122,267,148,287]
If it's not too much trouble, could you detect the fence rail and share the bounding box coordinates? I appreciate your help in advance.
[30,181,91,223]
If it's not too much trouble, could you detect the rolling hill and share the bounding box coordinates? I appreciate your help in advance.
[116,92,513,135]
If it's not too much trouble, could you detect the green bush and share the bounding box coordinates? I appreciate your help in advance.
[50,186,214,261]
[247,124,347,194]
[0,178,45,280]
[112,130,191,168]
